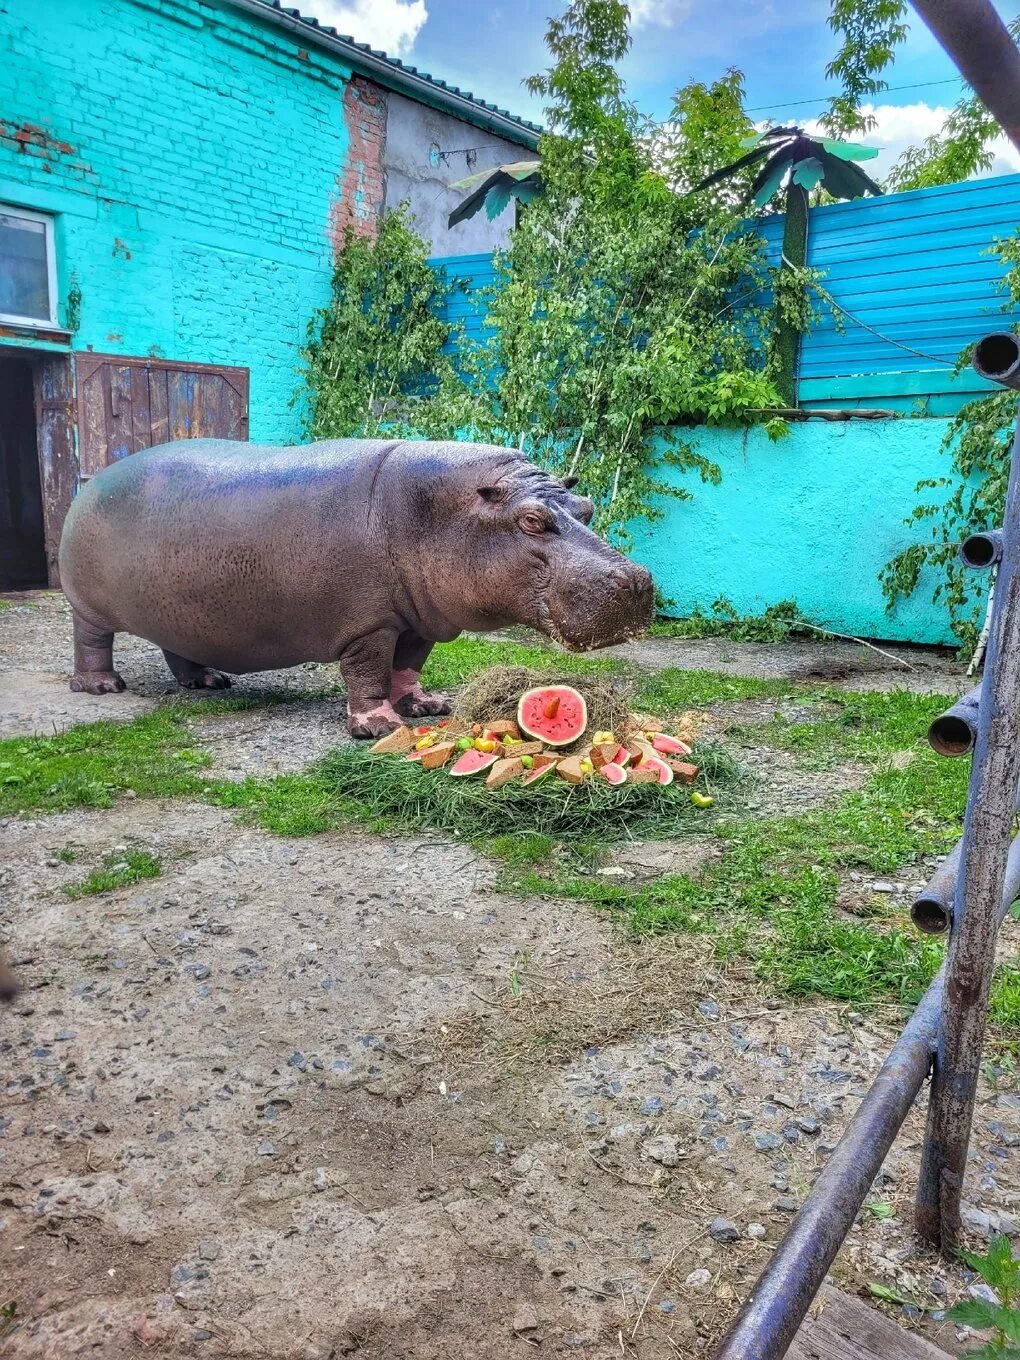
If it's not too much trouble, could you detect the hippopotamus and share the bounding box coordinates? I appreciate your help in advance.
[59,438,654,737]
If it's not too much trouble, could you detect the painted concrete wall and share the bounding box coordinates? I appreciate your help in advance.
[628,418,960,645]
[384,91,523,254]
[0,0,353,440]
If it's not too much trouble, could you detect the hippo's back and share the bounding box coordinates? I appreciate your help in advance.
[58,438,400,671]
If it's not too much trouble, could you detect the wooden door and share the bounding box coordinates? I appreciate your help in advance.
[75,355,249,481]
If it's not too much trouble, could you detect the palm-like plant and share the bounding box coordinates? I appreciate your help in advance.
[694,126,882,404]
[447,161,542,227]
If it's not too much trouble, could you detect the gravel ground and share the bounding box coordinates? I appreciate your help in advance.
[2,593,1015,1360]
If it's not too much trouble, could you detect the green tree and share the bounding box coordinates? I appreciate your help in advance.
[822,0,908,138]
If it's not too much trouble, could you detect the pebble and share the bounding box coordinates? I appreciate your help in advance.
[752,1131,782,1152]
[257,1140,276,1156]
[198,1241,220,1261]
[796,1117,820,1135]
[642,1134,682,1168]
[697,999,720,1019]
[747,1223,766,1240]
[685,1268,712,1289]
[710,1217,740,1243]
[871,881,895,894]
[512,1302,539,1333]
[968,1282,1001,1305]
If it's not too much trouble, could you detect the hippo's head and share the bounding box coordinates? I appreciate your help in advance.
[425,453,654,649]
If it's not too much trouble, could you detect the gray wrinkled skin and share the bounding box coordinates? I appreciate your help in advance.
[59,439,654,737]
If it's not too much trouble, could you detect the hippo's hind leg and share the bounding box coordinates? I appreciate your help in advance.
[391,632,451,718]
[162,650,232,691]
[70,609,126,695]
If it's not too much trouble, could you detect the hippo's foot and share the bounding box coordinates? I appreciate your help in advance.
[347,700,404,740]
[70,670,126,695]
[180,669,232,691]
[394,687,452,719]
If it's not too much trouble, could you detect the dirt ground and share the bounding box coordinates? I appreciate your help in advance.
[1,595,1016,1360]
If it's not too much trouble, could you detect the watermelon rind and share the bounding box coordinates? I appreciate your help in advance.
[517,685,589,747]
[652,733,692,756]
[521,760,557,787]
[643,756,674,786]
[601,762,627,785]
[450,749,500,777]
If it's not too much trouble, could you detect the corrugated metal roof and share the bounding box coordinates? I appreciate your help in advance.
[242,0,543,146]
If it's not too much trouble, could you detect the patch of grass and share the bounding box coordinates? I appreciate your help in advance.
[219,741,743,844]
[64,848,162,898]
[54,847,78,863]
[651,597,809,643]
[633,666,797,712]
[422,635,625,691]
[485,832,555,865]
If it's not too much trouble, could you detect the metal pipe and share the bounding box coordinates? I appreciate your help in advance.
[715,837,1020,1360]
[912,830,1020,935]
[974,333,1020,390]
[928,686,981,757]
[960,529,1004,569]
[713,974,942,1360]
[916,404,1020,1248]
[908,2,1020,153]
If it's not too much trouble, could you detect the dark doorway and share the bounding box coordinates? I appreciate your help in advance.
[0,355,47,588]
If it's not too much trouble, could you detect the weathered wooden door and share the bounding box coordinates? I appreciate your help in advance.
[75,355,249,481]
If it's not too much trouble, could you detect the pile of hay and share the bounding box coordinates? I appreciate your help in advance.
[453,665,632,743]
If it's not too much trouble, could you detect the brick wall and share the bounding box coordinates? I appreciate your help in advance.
[0,0,355,440]
[334,76,388,244]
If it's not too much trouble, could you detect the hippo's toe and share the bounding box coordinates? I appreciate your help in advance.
[394,688,452,718]
[347,700,404,740]
[182,669,232,690]
[70,670,127,695]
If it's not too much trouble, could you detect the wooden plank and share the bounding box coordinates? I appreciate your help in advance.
[129,363,151,454]
[33,353,77,588]
[788,1286,953,1360]
[149,364,169,447]
[107,364,133,463]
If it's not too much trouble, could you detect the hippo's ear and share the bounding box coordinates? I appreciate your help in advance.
[561,476,579,490]
[478,484,508,504]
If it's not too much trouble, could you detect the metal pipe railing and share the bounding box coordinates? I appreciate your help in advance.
[714,324,1020,1354]
[909,3,1020,153]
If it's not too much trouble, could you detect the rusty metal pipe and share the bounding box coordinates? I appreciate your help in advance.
[974,332,1020,389]
[912,829,1020,935]
[908,2,1020,153]
[960,529,1004,569]
[713,974,942,1360]
[928,686,981,757]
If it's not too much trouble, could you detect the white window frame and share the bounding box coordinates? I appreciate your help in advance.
[0,204,58,327]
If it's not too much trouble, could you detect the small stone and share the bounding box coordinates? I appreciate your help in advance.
[198,1241,220,1261]
[752,1131,782,1152]
[747,1223,766,1240]
[257,1140,276,1157]
[968,1282,1001,1306]
[697,999,720,1019]
[710,1217,740,1243]
[640,1096,663,1116]
[190,965,211,981]
[658,1299,675,1314]
[642,1134,683,1167]
[512,1302,539,1334]
[871,881,895,893]
[775,1195,798,1212]
[685,1268,712,1289]
[312,1167,329,1192]
[796,1117,820,1135]
[962,1203,1020,1238]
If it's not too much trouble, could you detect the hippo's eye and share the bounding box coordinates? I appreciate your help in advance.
[520,511,550,535]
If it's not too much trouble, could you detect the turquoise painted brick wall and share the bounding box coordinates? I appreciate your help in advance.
[0,0,352,439]
[630,419,963,646]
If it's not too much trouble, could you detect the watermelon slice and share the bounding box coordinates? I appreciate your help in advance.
[652,733,693,757]
[612,744,631,767]
[642,756,674,786]
[521,756,558,786]
[517,685,588,746]
[450,749,500,777]
[601,762,627,785]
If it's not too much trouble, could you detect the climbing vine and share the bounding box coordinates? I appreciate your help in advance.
[879,235,1020,652]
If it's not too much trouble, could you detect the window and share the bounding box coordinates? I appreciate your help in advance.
[0,206,57,327]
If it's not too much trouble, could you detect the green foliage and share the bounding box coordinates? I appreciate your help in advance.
[64,849,162,899]
[300,203,457,440]
[822,0,907,137]
[880,235,1020,652]
[652,597,808,642]
[948,1235,1020,1358]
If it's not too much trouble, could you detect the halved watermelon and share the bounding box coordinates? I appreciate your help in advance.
[450,749,500,777]
[601,762,627,785]
[642,756,674,786]
[652,733,693,757]
[517,685,588,747]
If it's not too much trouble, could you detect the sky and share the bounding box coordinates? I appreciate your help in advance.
[303,0,1020,180]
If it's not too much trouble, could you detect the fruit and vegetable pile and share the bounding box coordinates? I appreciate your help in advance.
[370,684,714,807]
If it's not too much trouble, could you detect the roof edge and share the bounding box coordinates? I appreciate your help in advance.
[224,0,542,151]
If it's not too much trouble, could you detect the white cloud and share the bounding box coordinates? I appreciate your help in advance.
[804,102,1020,180]
[629,0,693,29]
[299,0,427,57]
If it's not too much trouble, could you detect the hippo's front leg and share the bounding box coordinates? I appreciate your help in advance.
[338,628,404,739]
[391,631,452,718]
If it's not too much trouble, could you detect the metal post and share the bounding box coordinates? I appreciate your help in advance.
[915,341,1020,1247]
[908,1,1020,152]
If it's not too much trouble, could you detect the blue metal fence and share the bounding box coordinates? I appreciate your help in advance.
[433,172,1020,414]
